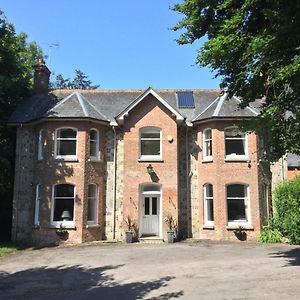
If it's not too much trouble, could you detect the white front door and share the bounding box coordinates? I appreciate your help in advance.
[141,195,160,236]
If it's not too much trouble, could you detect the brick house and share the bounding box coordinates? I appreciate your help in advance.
[8,60,271,245]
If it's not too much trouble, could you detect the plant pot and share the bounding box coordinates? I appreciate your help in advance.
[167,231,175,243]
[56,230,69,240]
[125,231,133,243]
[234,231,247,241]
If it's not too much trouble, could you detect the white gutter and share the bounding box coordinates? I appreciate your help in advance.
[112,126,117,240]
[185,126,191,237]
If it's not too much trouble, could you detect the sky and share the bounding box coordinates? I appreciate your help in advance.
[1,0,220,90]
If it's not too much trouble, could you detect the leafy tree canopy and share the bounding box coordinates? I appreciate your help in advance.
[51,69,99,90]
[0,10,44,240]
[172,0,300,160]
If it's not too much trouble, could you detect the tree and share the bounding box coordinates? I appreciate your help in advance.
[172,0,300,160]
[51,69,99,90]
[0,11,44,240]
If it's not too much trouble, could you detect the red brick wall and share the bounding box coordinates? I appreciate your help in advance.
[31,120,106,245]
[196,120,261,242]
[288,168,300,180]
[122,94,179,238]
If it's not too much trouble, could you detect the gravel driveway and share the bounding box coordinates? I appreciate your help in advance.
[1,240,300,299]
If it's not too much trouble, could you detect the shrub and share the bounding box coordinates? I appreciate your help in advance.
[273,176,300,244]
[258,227,282,243]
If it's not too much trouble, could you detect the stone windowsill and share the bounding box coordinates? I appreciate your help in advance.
[202,158,213,163]
[224,157,249,163]
[138,158,164,163]
[202,225,215,230]
[50,225,77,230]
[87,158,102,163]
[226,225,254,231]
[85,224,101,229]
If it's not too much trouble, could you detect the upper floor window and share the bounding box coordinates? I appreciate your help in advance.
[225,127,247,160]
[89,129,99,160]
[204,184,214,226]
[34,184,41,226]
[203,128,212,161]
[139,127,162,160]
[87,184,98,224]
[227,184,250,225]
[55,128,77,160]
[38,129,46,160]
[52,184,75,226]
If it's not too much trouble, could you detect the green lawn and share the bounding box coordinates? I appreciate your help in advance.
[0,243,20,256]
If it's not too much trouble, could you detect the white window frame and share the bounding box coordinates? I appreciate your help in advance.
[38,129,46,160]
[89,129,99,160]
[87,184,98,225]
[226,184,251,227]
[204,183,214,226]
[54,127,78,160]
[139,127,162,161]
[203,128,212,161]
[224,127,248,161]
[51,184,75,227]
[34,184,41,226]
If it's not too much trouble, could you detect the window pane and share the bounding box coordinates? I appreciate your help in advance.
[88,185,96,198]
[227,199,246,221]
[225,128,242,138]
[141,132,160,139]
[225,140,245,156]
[58,129,77,138]
[205,141,212,156]
[141,140,160,156]
[90,141,97,157]
[90,130,97,140]
[88,198,96,221]
[58,140,76,155]
[207,199,214,221]
[227,185,245,197]
[205,129,212,140]
[53,199,74,221]
[145,197,150,215]
[55,184,74,198]
[143,185,160,192]
[152,197,157,215]
[206,184,213,197]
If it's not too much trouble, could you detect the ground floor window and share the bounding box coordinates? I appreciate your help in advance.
[87,184,98,224]
[34,184,41,226]
[227,184,249,225]
[52,184,75,226]
[204,184,214,226]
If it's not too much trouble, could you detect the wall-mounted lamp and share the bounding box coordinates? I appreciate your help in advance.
[147,164,154,174]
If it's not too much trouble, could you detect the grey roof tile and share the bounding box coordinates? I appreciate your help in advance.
[287,153,300,167]
[8,88,262,125]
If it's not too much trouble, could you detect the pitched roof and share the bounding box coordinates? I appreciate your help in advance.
[8,88,262,125]
[192,92,259,122]
[287,153,300,167]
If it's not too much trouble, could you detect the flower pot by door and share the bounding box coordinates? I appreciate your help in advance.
[125,231,133,243]
[167,231,175,243]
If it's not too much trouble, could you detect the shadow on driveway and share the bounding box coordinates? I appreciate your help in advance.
[0,264,183,299]
[269,247,300,267]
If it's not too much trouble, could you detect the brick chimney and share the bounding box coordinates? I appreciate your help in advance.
[33,58,51,94]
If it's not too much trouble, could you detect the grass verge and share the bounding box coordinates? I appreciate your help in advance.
[0,242,25,256]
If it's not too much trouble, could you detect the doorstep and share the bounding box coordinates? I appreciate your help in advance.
[139,236,164,244]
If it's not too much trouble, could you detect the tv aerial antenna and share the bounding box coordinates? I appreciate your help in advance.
[47,42,60,68]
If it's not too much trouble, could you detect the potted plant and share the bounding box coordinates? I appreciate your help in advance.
[233,226,247,241]
[164,215,177,243]
[55,224,69,240]
[123,216,136,243]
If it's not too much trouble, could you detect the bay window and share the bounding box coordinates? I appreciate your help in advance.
[55,128,77,160]
[227,184,249,225]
